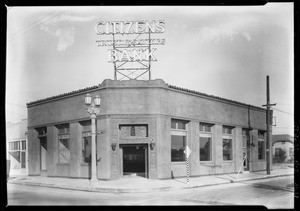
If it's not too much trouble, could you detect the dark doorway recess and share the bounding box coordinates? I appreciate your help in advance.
[122,144,148,178]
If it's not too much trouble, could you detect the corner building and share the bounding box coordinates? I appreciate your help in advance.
[27,79,272,180]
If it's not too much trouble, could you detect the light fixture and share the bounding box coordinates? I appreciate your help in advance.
[150,140,155,150]
[85,93,92,106]
[94,95,101,107]
[111,143,117,151]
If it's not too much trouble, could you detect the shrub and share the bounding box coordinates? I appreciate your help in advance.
[273,148,287,163]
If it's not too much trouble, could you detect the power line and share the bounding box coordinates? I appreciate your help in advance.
[9,10,64,41]
[9,10,58,40]
[272,108,294,116]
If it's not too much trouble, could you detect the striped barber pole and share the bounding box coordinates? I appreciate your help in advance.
[184,145,192,184]
[186,157,190,184]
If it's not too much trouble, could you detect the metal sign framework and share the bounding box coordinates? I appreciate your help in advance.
[96,20,165,81]
[111,32,154,81]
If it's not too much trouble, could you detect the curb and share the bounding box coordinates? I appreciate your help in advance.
[8,180,173,193]
[7,173,294,193]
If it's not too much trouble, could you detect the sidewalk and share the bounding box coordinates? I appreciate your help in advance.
[7,168,294,193]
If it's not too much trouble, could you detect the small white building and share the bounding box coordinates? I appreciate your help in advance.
[6,119,28,176]
[272,134,294,161]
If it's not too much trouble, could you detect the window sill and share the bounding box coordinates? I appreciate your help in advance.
[199,161,214,163]
[171,162,186,165]
[222,160,234,163]
[119,137,148,140]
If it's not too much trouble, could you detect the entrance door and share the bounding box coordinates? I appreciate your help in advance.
[40,137,47,172]
[122,144,148,178]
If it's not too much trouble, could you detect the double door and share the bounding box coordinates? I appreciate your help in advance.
[120,144,148,178]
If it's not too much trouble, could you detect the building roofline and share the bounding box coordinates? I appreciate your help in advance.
[167,84,266,111]
[272,140,294,145]
[27,79,266,111]
[27,85,99,107]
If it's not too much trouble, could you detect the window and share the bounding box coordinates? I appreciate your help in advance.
[36,127,47,136]
[199,122,213,161]
[57,124,70,163]
[58,124,70,134]
[258,131,265,160]
[171,119,187,130]
[200,122,213,132]
[9,141,20,151]
[171,119,188,162]
[80,120,92,163]
[200,136,212,161]
[223,139,232,161]
[222,126,233,135]
[21,140,26,150]
[242,129,250,148]
[171,134,186,162]
[82,136,91,163]
[119,125,148,138]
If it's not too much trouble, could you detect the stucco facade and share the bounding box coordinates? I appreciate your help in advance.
[26,79,271,180]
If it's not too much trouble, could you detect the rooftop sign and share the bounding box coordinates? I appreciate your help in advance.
[95,20,165,35]
[96,20,165,80]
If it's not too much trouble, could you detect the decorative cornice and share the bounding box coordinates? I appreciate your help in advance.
[26,78,266,112]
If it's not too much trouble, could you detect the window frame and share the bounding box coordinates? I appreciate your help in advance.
[199,122,214,162]
[242,128,250,148]
[8,140,20,151]
[222,125,234,135]
[199,134,212,162]
[171,119,188,163]
[57,124,70,164]
[222,138,233,161]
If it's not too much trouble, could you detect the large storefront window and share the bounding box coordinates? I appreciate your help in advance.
[222,125,234,161]
[80,120,92,163]
[199,122,213,161]
[57,124,70,163]
[223,139,232,161]
[258,131,265,160]
[82,136,91,163]
[200,136,211,161]
[171,135,186,162]
[171,119,188,162]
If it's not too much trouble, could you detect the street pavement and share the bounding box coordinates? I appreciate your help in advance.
[7,175,294,208]
[6,167,294,193]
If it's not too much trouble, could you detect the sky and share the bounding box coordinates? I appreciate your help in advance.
[6,4,294,136]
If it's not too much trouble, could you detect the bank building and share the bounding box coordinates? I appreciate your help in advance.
[26,78,272,180]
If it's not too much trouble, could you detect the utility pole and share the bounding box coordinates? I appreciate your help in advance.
[262,75,276,175]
